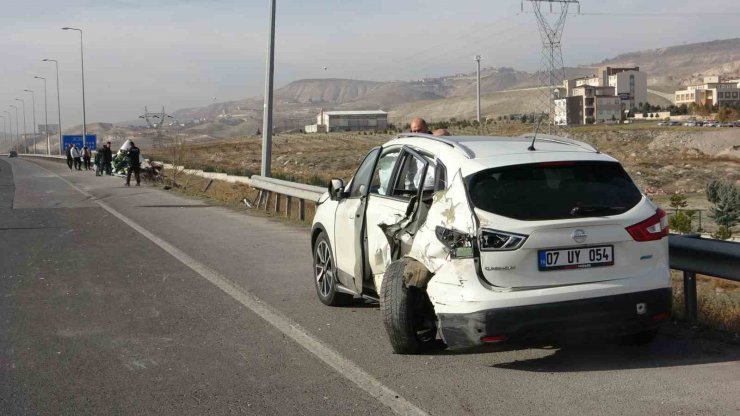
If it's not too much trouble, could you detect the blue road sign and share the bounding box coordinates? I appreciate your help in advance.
[62,134,97,151]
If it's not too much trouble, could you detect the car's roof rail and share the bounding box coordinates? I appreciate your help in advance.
[518,133,599,153]
[394,133,474,158]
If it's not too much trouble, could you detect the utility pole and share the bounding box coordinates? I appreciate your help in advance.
[35,76,50,155]
[261,0,276,177]
[42,59,63,154]
[475,55,482,124]
[2,112,10,151]
[24,90,38,153]
[522,0,580,133]
[15,99,27,153]
[63,27,88,148]
[9,105,20,153]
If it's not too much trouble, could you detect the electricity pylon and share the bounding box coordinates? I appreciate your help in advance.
[522,0,580,132]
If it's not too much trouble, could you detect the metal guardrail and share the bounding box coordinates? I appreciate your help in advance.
[668,234,740,323]
[16,153,739,325]
[249,175,325,221]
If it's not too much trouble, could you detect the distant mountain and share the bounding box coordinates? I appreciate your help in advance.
[160,38,740,137]
[594,38,740,84]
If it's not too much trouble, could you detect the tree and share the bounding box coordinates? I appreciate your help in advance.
[706,180,740,240]
[669,194,688,210]
[669,211,693,234]
[717,107,732,123]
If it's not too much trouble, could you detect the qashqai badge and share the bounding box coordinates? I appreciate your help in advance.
[572,229,587,244]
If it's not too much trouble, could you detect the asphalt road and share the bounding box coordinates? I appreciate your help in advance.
[1,156,738,416]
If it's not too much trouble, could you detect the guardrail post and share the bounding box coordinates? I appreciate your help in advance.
[683,271,698,323]
[274,194,281,213]
[298,199,305,221]
[286,196,292,218]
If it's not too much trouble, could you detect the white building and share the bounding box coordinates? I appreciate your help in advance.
[305,110,388,133]
[603,67,648,109]
[674,76,740,107]
[555,85,621,125]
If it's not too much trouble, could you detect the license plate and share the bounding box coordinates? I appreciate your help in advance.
[538,245,614,271]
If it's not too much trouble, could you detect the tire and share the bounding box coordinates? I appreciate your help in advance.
[313,232,353,306]
[380,258,438,354]
[619,328,659,346]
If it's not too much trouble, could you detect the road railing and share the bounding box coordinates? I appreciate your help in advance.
[668,234,740,323]
[249,175,324,221]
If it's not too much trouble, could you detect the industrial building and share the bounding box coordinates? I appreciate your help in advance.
[304,110,388,133]
[674,76,740,107]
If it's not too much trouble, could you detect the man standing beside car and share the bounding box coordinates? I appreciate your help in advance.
[125,141,141,186]
[101,141,113,175]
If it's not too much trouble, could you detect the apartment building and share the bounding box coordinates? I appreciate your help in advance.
[555,85,621,125]
[675,76,740,107]
[603,66,648,109]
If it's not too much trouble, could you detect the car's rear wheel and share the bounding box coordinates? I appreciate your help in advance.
[381,258,438,354]
[313,232,353,306]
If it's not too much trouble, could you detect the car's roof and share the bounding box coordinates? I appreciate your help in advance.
[386,133,618,175]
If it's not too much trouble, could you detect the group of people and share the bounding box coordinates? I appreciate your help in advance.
[64,140,142,186]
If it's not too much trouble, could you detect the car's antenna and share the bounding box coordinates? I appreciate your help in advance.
[528,114,545,151]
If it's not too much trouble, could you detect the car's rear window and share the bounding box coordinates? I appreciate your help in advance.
[467,161,642,220]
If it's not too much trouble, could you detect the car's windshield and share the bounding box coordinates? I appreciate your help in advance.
[467,161,642,220]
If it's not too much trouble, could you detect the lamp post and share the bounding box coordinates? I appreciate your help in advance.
[3,111,12,151]
[9,105,20,153]
[0,116,5,151]
[14,98,27,153]
[34,77,50,155]
[474,55,482,124]
[24,90,38,154]
[42,59,63,154]
[261,0,276,177]
[62,27,87,148]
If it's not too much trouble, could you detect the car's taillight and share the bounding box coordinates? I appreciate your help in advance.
[626,208,669,241]
[478,229,528,251]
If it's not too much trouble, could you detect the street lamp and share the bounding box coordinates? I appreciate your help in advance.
[42,59,63,154]
[24,89,38,154]
[9,105,20,153]
[0,116,5,151]
[261,0,276,177]
[3,111,12,151]
[14,98,27,153]
[35,76,50,155]
[474,55,482,124]
[62,27,87,148]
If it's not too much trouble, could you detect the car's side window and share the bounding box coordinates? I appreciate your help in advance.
[392,153,429,199]
[349,147,381,198]
[370,148,401,196]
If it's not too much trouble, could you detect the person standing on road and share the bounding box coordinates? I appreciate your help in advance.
[101,141,113,175]
[82,146,92,170]
[65,144,73,170]
[94,149,103,176]
[70,144,83,171]
[125,141,141,186]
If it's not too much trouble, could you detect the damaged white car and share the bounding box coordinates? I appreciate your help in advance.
[311,133,671,354]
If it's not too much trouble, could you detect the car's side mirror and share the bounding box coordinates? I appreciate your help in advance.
[329,178,345,201]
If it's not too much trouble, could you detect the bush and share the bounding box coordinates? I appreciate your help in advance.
[668,211,693,234]
[706,180,739,239]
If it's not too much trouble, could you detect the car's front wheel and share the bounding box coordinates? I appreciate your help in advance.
[313,232,353,306]
[381,258,438,354]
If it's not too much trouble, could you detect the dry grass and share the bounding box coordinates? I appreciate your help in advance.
[671,271,740,333]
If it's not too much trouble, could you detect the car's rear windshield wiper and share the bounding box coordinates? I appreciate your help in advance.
[570,205,625,216]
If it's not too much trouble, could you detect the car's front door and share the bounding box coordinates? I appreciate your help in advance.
[334,147,381,294]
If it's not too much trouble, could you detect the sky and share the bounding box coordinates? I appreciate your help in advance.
[0,0,738,130]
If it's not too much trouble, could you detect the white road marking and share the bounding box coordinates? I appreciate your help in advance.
[34,160,429,416]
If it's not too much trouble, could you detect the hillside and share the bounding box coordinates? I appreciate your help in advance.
[595,38,740,84]
[156,38,740,136]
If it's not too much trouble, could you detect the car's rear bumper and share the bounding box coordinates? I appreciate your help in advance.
[437,288,672,349]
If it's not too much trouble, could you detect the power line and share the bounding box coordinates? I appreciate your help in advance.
[581,11,740,17]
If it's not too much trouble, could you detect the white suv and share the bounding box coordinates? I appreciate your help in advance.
[311,133,671,354]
